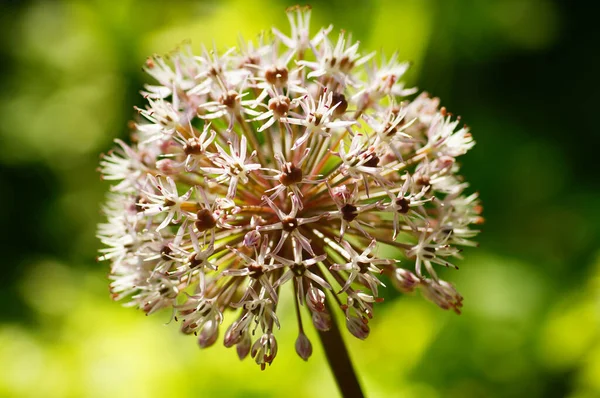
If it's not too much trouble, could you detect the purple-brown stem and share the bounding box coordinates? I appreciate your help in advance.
[316,296,365,398]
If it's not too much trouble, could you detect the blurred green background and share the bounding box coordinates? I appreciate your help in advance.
[0,0,598,397]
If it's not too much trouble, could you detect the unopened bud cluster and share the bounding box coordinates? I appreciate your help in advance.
[98,6,482,370]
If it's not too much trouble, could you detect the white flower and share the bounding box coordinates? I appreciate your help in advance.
[141,175,195,231]
[223,237,279,302]
[419,111,475,157]
[419,277,464,314]
[271,238,331,304]
[258,195,325,255]
[272,5,331,60]
[302,30,374,86]
[98,7,481,369]
[380,173,430,239]
[176,124,216,172]
[330,239,393,296]
[282,91,355,149]
[99,139,147,193]
[353,53,417,114]
[200,135,261,198]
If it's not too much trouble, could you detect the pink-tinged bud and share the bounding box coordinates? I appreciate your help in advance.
[250,215,266,228]
[420,278,464,314]
[346,315,370,340]
[223,321,243,347]
[393,268,420,293]
[156,159,179,175]
[236,330,251,360]
[306,286,326,313]
[295,332,313,361]
[198,319,219,348]
[243,230,261,248]
[159,139,178,154]
[251,333,278,371]
[215,198,240,214]
[332,184,351,202]
[312,311,331,331]
[433,155,455,173]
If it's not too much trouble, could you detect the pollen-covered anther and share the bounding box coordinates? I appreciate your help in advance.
[145,58,155,69]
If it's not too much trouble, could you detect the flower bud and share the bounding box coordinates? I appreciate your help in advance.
[223,321,243,347]
[243,230,261,248]
[156,158,179,175]
[346,315,370,340]
[433,155,455,173]
[159,139,178,154]
[198,319,219,348]
[393,268,420,293]
[251,333,278,370]
[306,285,326,313]
[312,311,331,331]
[236,330,252,360]
[420,278,463,314]
[331,184,350,202]
[295,332,313,361]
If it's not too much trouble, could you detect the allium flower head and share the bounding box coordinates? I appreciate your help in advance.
[98,5,482,370]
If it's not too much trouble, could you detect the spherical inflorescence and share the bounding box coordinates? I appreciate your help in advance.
[98,6,482,370]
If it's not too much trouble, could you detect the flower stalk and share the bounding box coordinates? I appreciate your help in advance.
[317,298,364,398]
